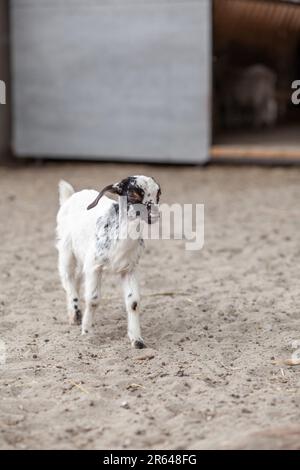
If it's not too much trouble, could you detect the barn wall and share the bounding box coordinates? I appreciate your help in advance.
[0,0,11,162]
[11,0,211,163]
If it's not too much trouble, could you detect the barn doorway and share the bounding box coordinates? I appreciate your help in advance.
[211,0,300,162]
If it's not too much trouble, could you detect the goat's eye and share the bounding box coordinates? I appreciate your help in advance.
[128,190,142,203]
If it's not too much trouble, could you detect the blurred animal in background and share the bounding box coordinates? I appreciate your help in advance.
[220,64,278,129]
[56,176,161,349]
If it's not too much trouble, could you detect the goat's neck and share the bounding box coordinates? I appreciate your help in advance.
[118,199,143,244]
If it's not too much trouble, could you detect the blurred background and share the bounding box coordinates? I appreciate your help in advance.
[1,0,300,165]
[213,0,300,160]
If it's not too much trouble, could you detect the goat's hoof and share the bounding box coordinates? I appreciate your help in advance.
[69,312,82,325]
[132,340,145,349]
[74,310,82,325]
[82,325,95,335]
[70,310,82,325]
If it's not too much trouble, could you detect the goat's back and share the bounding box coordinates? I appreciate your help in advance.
[56,188,115,263]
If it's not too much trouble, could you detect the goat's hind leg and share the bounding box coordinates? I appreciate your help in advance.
[58,243,82,325]
[82,267,102,335]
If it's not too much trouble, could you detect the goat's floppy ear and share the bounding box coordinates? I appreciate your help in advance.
[87,184,120,210]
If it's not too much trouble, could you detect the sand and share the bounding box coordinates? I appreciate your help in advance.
[1,161,300,449]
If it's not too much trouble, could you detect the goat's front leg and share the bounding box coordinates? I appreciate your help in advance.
[82,267,102,335]
[121,271,145,349]
[58,246,82,325]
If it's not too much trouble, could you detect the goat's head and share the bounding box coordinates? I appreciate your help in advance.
[87,175,161,224]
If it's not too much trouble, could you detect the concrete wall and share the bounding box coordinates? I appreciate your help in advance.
[0,0,10,162]
[11,0,211,163]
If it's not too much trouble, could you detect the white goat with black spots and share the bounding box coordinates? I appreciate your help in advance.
[56,176,161,349]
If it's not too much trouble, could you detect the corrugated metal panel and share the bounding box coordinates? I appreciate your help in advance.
[11,0,211,163]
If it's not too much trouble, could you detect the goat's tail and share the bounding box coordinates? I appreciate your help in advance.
[58,180,75,206]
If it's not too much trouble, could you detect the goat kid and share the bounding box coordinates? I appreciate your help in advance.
[56,176,161,349]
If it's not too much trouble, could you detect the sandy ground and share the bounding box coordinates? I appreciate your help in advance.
[1,161,300,450]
